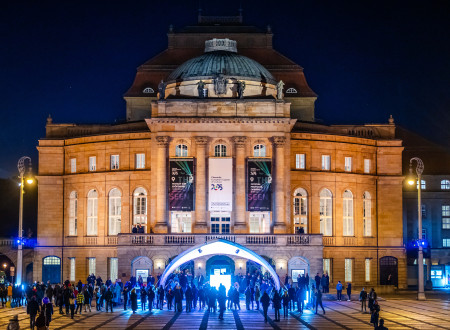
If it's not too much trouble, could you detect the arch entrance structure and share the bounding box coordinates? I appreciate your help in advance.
[160,239,281,290]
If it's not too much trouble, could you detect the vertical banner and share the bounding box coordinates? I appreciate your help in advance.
[247,159,272,211]
[209,158,233,211]
[169,159,194,211]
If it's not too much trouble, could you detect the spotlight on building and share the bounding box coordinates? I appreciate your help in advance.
[235,249,240,254]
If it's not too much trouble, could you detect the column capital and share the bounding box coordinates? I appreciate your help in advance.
[195,136,209,145]
[156,136,170,146]
[233,136,247,147]
[273,136,286,147]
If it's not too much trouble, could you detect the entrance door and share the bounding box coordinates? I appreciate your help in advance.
[171,212,192,233]
[379,256,398,286]
[42,256,61,284]
[210,213,231,233]
[249,212,270,233]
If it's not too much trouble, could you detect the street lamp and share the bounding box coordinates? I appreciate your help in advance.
[17,156,34,286]
[406,157,426,300]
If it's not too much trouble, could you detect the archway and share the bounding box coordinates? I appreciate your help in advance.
[380,256,398,286]
[0,254,15,284]
[288,257,310,284]
[42,256,61,284]
[160,239,281,290]
[131,256,152,282]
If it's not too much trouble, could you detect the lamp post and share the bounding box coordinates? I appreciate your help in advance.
[17,156,33,286]
[407,157,426,300]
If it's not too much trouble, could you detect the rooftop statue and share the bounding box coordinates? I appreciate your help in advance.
[158,80,166,100]
[197,80,206,98]
[277,80,285,100]
[237,81,246,99]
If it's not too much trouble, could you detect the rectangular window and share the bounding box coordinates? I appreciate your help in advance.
[135,153,145,169]
[295,154,305,169]
[422,205,427,218]
[422,228,427,241]
[249,212,270,233]
[344,157,352,172]
[417,180,426,190]
[365,259,371,282]
[70,158,76,173]
[323,258,332,281]
[89,156,96,172]
[443,239,450,247]
[70,258,76,282]
[442,205,450,229]
[441,180,450,190]
[345,258,352,282]
[322,155,331,171]
[88,258,96,275]
[111,155,119,170]
[110,258,118,281]
[171,212,192,233]
[364,159,370,173]
[210,214,231,234]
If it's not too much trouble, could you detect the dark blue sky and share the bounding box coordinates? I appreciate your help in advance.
[1,0,449,178]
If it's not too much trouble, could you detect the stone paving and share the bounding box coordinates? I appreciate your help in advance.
[0,297,448,329]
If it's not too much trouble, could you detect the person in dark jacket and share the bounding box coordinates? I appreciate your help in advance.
[314,273,321,291]
[315,289,325,314]
[282,291,290,318]
[105,288,114,313]
[260,291,271,323]
[346,283,352,301]
[371,300,380,328]
[27,296,40,330]
[166,288,174,310]
[140,286,147,310]
[244,285,252,310]
[208,287,217,312]
[192,285,198,310]
[368,288,377,311]
[185,286,193,312]
[130,288,138,314]
[123,286,129,310]
[77,280,83,293]
[83,288,92,312]
[42,297,54,328]
[272,291,282,322]
[360,288,368,312]
[218,284,226,320]
[158,285,165,310]
[148,286,156,310]
[375,318,388,330]
[174,285,183,312]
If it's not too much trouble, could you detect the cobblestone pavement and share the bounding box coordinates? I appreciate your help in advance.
[0,298,448,329]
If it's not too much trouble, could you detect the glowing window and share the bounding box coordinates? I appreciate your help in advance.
[253,144,266,157]
[175,144,188,157]
[320,189,332,236]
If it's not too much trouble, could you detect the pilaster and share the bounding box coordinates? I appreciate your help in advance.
[233,136,247,233]
[155,136,169,233]
[195,136,208,233]
[273,136,287,233]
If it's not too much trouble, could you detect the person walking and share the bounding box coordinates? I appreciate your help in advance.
[336,281,343,301]
[232,286,240,310]
[346,282,352,301]
[315,289,325,314]
[105,287,114,313]
[371,300,380,328]
[130,288,138,314]
[282,290,290,318]
[27,296,40,330]
[148,286,155,310]
[140,286,147,311]
[254,286,261,310]
[368,288,377,312]
[218,284,226,320]
[360,287,368,312]
[83,288,92,312]
[69,291,75,319]
[260,291,271,323]
[174,285,183,312]
[158,285,165,310]
[76,290,84,314]
[272,290,282,322]
[42,297,54,329]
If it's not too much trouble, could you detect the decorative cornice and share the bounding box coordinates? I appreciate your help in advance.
[233,136,247,147]
[273,136,287,147]
[156,136,170,146]
[195,136,209,145]
[148,118,291,124]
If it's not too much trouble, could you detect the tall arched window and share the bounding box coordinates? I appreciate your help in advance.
[87,190,98,236]
[293,188,308,234]
[343,190,354,236]
[214,144,227,157]
[363,191,372,236]
[108,188,122,235]
[175,144,188,157]
[133,187,147,227]
[320,189,333,236]
[253,144,266,157]
[69,191,78,236]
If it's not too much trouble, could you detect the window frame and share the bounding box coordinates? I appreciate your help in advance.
[89,156,96,172]
[69,191,78,236]
[345,258,353,282]
[319,189,333,236]
[364,159,371,174]
[253,144,266,157]
[293,188,308,233]
[175,144,188,157]
[108,188,122,236]
[344,157,352,172]
[295,154,305,169]
[442,205,450,229]
[343,190,354,236]
[87,190,98,236]
[70,158,76,173]
[214,144,227,157]
[363,191,372,237]
[135,153,145,169]
[321,155,331,171]
[441,180,450,190]
[133,187,147,226]
[110,154,120,170]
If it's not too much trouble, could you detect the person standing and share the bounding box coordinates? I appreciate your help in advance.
[83,288,92,312]
[368,288,377,312]
[315,273,321,291]
[158,285,165,310]
[42,297,53,328]
[260,291,271,323]
[272,290,282,322]
[76,290,84,314]
[166,288,174,310]
[185,285,193,312]
[148,286,155,310]
[282,290,290,318]
[370,300,380,328]
[360,288,368,312]
[69,291,75,319]
[123,286,128,311]
[140,286,147,311]
[105,287,114,313]
[232,286,240,310]
[27,296,40,330]
[254,286,261,310]
[245,285,252,310]
[174,285,183,312]
[130,288,138,314]
[218,284,226,320]
[376,318,388,330]
[346,282,352,301]
[336,281,343,301]
[315,289,325,314]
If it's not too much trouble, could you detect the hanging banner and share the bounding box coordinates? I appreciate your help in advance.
[209,158,233,211]
[247,159,272,211]
[169,159,194,211]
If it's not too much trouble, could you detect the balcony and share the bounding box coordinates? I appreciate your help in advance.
[117,233,322,247]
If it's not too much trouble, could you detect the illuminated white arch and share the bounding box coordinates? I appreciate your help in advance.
[160,239,281,290]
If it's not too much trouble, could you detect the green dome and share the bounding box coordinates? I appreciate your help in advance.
[167,51,276,84]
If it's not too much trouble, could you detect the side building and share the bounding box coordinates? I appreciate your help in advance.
[35,16,406,289]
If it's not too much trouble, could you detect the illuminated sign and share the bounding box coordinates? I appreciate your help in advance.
[247,159,272,211]
[209,158,233,211]
[169,159,194,211]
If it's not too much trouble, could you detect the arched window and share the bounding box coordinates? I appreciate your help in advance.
[133,187,147,228]
[143,87,154,94]
[320,189,333,236]
[293,188,308,234]
[253,144,266,157]
[441,180,450,190]
[214,144,227,157]
[343,190,354,236]
[175,144,188,157]
[87,190,98,236]
[363,191,372,236]
[108,188,121,236]
[69,191,77,236]
[286,87,297,94]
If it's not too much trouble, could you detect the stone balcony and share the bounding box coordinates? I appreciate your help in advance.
[117,233,322,247]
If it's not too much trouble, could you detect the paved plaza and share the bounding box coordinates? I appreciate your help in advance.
[0,297,449,330]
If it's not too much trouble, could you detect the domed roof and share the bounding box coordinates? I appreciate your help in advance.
[167,39,276,84]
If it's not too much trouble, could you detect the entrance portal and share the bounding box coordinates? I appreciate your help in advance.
[206,256,234,292]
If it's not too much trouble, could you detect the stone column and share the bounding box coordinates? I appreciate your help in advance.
[233,136,247,233]
[155,136,169,233]
[273,136,287,233]
[195,136,208,233]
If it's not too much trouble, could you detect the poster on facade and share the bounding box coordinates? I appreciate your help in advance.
[208,158,233,211]
[169,159,194,211]
[247,159,272,211]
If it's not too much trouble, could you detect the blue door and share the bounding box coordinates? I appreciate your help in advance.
[42,256,61,284]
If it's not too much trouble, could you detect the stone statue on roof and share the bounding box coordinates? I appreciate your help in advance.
[158,80,166,100]
[237,81,246,99]
[197,80,206,98]
[213,74,227,95]
[277,80,285,100]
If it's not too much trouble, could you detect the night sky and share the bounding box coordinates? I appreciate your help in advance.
[1,0,450,179]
